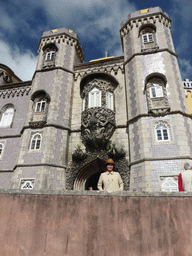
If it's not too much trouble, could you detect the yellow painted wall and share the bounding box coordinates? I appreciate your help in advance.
[186,91,192,114]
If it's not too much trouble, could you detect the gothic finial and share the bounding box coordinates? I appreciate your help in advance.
[105,52,108,57]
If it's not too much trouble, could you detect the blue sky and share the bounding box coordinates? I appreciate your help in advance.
[0,0,191,81]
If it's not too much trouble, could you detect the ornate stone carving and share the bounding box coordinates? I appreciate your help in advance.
[75,64,124,81]
[29,121,46,128]
[0,86,31,98]
[0,70,12,84]
[81,107,115,149]
[84,78,113,93]
[107,142,126,160]
[43,60,55,69]
[72,145,87,163]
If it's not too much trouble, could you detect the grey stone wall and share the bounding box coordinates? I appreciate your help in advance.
[0,83,31,173]
[10,166,66,190]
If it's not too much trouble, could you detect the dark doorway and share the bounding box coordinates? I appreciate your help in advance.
[85,172,102,190]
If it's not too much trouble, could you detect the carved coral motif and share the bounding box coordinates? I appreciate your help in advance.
[81,107,115,150]
[72,145,87,163]
[107,142,125,160]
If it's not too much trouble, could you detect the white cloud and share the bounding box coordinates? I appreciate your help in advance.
[0,0,136,57]
[0,40,38,81]
[172,0,192,25]
[178,58,192,80]
[0,0,136,81]
[172,0,192,55]
[0,9,16,32]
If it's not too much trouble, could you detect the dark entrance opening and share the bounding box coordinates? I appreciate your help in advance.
[85,172,102,190]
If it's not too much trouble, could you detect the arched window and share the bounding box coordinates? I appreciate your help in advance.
[42,43,58,68]
[0,107,14,127]
[0,143,3,157]
[30,91,50,128]
[145,76,170,114]
[155,122,170,141]
[88,88,101,108]
[30,133,42,150]
[139,25,158,52]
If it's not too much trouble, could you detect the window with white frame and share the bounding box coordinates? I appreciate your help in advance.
[30,133,42,150]
[155,123,169,141]
[0,143,3,158]
[106,92,114,110]
[142,33,154,43]
[88,88,101,108]
[45,51,55,61]
[150,83,163,98]
[0,107,14,127]
[139,26,158,53]
[35,100,46,112]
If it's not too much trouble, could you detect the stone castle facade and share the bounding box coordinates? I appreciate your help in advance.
[0,7,191,192]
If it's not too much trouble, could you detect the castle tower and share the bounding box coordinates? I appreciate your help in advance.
[120,7,192,191]
[10,28,84,190]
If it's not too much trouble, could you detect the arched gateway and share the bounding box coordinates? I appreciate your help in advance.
[66,154,130,191]
[73,158,105,190]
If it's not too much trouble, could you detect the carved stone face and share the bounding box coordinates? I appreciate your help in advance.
[81,107,115,150]
[0,70,11,85]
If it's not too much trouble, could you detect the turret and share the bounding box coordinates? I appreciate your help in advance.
[10,28,84,190]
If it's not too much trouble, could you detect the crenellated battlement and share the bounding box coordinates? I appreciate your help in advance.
[120,7,171,39]
[37,28,84,63]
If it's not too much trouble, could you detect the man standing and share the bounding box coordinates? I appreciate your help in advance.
[97,159,123,191]
[178,162,192,192]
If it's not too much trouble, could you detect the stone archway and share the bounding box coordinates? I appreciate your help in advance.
[85,172,101,190]
[73,158,105,190]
